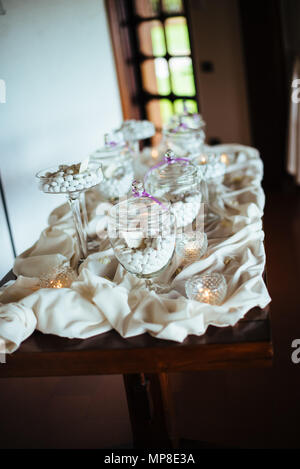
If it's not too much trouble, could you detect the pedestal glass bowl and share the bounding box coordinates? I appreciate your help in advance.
[36,162,103,261]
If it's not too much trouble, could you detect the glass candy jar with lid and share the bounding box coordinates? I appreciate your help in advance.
[108,181,176,285]
[90,133,134,201]
[117,119,155,157]
[144,150,203,229]
[160,107,206,160]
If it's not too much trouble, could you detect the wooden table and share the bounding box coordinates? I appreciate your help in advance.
[0,271,272,448]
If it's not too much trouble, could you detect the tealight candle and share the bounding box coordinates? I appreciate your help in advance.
[185,273,227,305]
[39,266,77,289]
[176,231,208,266]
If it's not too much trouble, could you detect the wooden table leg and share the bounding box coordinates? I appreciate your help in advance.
[123,372,178,449]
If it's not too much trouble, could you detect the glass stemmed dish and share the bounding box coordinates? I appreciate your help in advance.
[36,161,103,262]
[107,181,176,291]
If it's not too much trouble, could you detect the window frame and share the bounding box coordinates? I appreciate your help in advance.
[105,0,200,123]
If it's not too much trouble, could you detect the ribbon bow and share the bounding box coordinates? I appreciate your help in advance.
[144,149,190,184]
[131,180,166,209]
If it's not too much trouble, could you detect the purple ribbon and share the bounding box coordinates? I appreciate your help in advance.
[170,121,189,133]
[131,180,167,209]
[104,133,119,148]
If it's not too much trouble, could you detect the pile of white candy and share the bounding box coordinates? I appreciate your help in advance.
[41,163,103,194]
[170,193,202,228]
[115,235,174,275]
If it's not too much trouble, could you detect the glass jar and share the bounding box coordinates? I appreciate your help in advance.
[159,112,206,160]
[90,133,134,201]
[117,119,155,157]
[108,181,176,279]
[144,149,203,229]
[194,150,227,207]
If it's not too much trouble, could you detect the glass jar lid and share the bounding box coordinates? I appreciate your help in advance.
[90,132,131,161]
[145,150,199,194]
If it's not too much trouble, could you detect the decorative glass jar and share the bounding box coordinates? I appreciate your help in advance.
[144,150,203,229]
[159,111,206,160]
[117,119,155,157]
[90,133,134,201]
[108,181,176,279]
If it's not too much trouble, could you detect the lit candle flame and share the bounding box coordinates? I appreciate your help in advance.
[220,153,229,165]
[49,279,63,289]
[151,148,159,159]
[198,287,211,303]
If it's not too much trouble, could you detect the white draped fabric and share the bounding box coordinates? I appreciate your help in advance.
[0,144,271,353]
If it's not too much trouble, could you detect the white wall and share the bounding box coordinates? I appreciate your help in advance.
[0,189,14,276]
[0,0,122,276]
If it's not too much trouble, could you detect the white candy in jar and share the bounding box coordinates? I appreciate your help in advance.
[42,162,102,194]
[171,193,201,228]
[115,235,174,275]
[144,150,202,229]
[97,171,134,199]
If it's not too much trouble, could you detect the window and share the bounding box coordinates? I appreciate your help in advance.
[106,0,199,141]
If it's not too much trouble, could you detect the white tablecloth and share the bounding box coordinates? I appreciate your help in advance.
[0,144,271,353]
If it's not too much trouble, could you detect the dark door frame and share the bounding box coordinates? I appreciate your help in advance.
[239,0,289,189]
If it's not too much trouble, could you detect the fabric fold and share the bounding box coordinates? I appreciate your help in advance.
[0,144,271,352]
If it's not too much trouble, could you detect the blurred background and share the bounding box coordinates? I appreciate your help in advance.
[1,0,300,449]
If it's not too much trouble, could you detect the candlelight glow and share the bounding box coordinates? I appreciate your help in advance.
[220,153,229,165]
[39,266,77,289]
[198,288,211,303]
[185,273,227,305]
[176,232,208,266]
[151,148,159,159]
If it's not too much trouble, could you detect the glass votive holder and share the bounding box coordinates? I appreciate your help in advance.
[185,273,227,305]
[176,231,208,266]
[39,266,77,289]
